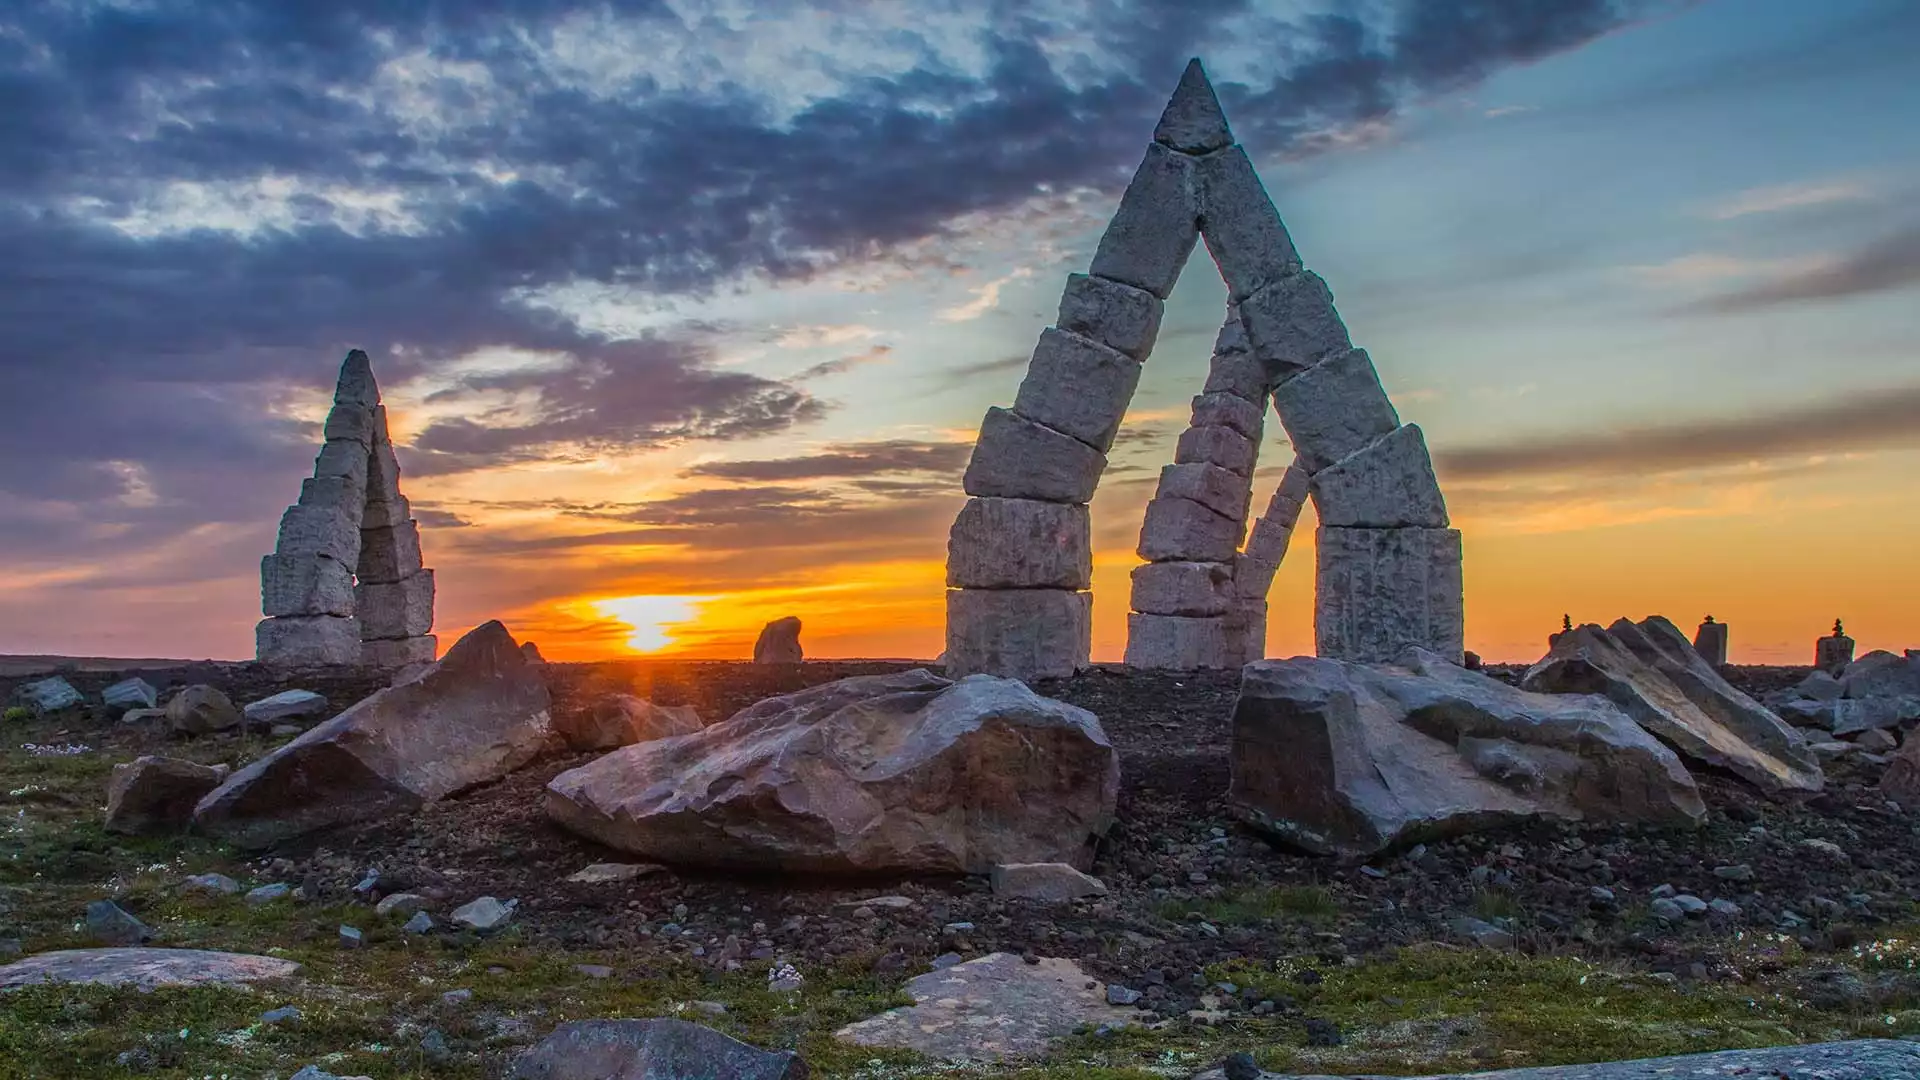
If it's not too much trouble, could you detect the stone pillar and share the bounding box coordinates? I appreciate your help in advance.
[1815,619,1855,675]
[1693,616,1729,666]
[1314,525,1464,665]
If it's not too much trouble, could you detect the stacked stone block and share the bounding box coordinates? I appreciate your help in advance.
[256,351,436,669]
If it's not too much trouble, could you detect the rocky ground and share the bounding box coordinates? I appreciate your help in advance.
[3,659,1918,1079]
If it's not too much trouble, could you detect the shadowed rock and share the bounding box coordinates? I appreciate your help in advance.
[106,756,229,835]
[753,616,804,664]
[556,694,703,752]
[509,1018,806,1080]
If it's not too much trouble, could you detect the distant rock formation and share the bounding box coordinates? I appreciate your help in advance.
[752,616,803,664]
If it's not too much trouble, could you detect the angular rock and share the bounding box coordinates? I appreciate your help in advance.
[521,641,547,666]
[1175,423,1257,476]
[1154,58,1234,154]
[1237,271,1350,383]
[450,896,515,931]
[944,589,1091,682]
[1138,496,1242,563]
[509,1018,806,1080]
[1833,650,1920,734]
[1010,328,1142,454]
[1693,618,1729,666]
[962,407,1107,504]
[566,863,669,885]
[835,952,1136,1061]
[106,756,228,835]
[1154,461,1252,522]
[1196,145,1303,301]
[1309,425,1449,528]
[361,490,411,529]
[1271,348,1402,473]
[13,676,83,714]
[0,948,299,991]
[1056,273,1163,362]
[85,901,153,946]
[261,553,355,618]
[1190,390,1264,440]
[311,438,370,490]
[1203,347,1268,404]
[1243,515,1294,566]
[166,685,242,736]
[101,677,158,716]
[195,621,553,848]
[242,690,330,727]
[753,616,803,664]
[545,670,1118,874]
[947,498,1091,590]
[334,349,380,407]
[1817,628,1856,674]
[990,862,1108,902]
[357,521,422,585]
[277,504,361,565]
[1522,617,1822,797]
[374,893,427,918]
[298,473,364,514]
[181,873,240,895]
[1225,596,1269,665]
[355,570,436,639]
[1234,554,1281,601]
[1315,525,1464,664]
[1230,648,1705,856]
[1089,142,1199,299]
[362,635,437,668]
[1125,613,1232,670]
[1130,561,1234,618]
[322,403,378,446]
[1881,733,1920,803]
[557,693,703,752]
[257,615,364,668]
[1273,460,1310,506]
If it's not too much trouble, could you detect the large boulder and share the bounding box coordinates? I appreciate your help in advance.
[0,948,299,991]
[193,621,552,848]
[12,676,83,715]
[753,616,804,663]
[1522,617,1822,797]
[105,756,230,835]
[101,677,159,716]
[166,685,242,736]
[544,670,1119,874]
[1833,651,1920,735]
[1228,648,1705,857]
[554,694,702,752]
[510,1019,806,1080]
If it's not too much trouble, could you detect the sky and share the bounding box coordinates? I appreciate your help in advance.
[1,0,1916,666]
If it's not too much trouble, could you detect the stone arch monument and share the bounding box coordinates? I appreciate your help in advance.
[945,59,1462,680]
[255,350,438,669]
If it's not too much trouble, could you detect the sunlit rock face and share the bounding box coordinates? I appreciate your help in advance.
[544,669,1119,874]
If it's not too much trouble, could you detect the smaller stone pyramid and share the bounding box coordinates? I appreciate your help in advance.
[256,350,436,668]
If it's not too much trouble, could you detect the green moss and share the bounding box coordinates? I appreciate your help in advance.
[2,707,33,723]
[1155,884,1340,926]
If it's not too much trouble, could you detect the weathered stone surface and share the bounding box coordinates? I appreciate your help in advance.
[1271,348,1401,473]
[243,689,330,726]
[1522,617,1823,797]
[323,403,378,446]
[1139,496,1242,563]
[521,641,547,665]
[298,472,367,513]
[1125,613,1232,670]
[357,521,422,584]
[1693,618,1729,666]
[1243,515,1295,565]
[1190,390,1263,440]
[948,498,1091,590]
[753,616,804,664]
[106,756,229,835]
[1056,273,1163,362]
[1314,526,1464,664]
[1130,561,1233,617]
[510,1018,807,1080]
[1155,58,1233,154]
[1274,460,1309,505]
[962,407,1107,504]
[1230,648,1705,857]
[0,948,300,992]
[1225,596,1269,665]
[566,862,668,884]
[276,505,361,565]
[1237,271,1350,383]
[365,435,405,506]
[450,896,515,931]
[836,952,1136,1061]
[356,570,435,639]
[1203,344,1267,403]
[197,621,553,848]
[261,553,355,618]
[945,589,1091,682]
[362,635,437,668]
[546,670,1118,874]
[1227,1040,1920,1080]
[1089,142,1199,299]
[166,685,242,735]
[1011,328,1142,454]
[1196,145,1302,301]
[1155,461,1251,522]
[257,615,364,667]
[86,901,153,945]
[334,349,380,407]
[990,863,1108,902]
[1310,425,1449,528]
[12,676,83,714]
[1832,651,1920,735]
[101,677,158,715]
[1816,630,1856,674]
[557,694,703,752]
[361,490,411,529]
[312,438,370,489]
[1234,554,1281,601]
[1175,423,1257,476]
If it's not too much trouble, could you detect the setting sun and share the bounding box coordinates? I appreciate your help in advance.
[593,595,714,654]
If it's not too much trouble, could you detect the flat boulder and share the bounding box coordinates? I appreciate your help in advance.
[106,756,230,835]
[12,676,82,715]
[545,670,1118,874]
[0,948,299,991]
[1229,648,1704,857]
[510,1018,805,1080]
[753,616,804,663]
[194,620,552,848]
[555,694,702,752]
[835,952,1136,1061]
[1833,651,1920,735]
[101,677,159,716]
[166,685,242,735]
[242,689,330,727]
[1522,617,1821,797]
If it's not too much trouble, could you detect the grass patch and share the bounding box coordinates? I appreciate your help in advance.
[1470,889,1523,922]
[1155,885,1340,926]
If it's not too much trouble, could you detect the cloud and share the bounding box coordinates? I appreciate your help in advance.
[1676,225,1920,314]
[1706,179,1876,221]
[1435,381,1920,479]
[1629,252,1830,286]
[938,268,1034,322]
[930,353,1030,388]
[793,344,894,381]
[685,439,971,481]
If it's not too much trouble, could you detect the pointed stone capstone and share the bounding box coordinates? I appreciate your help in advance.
[1154,58,1234,154]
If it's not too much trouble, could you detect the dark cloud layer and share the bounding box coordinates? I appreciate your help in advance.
[684,439,971,482]
[1680,224,1920,315]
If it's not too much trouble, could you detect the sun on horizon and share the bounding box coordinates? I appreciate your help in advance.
[593,594,715,654]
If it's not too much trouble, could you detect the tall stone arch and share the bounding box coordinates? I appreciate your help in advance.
[945,60,1462,681]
